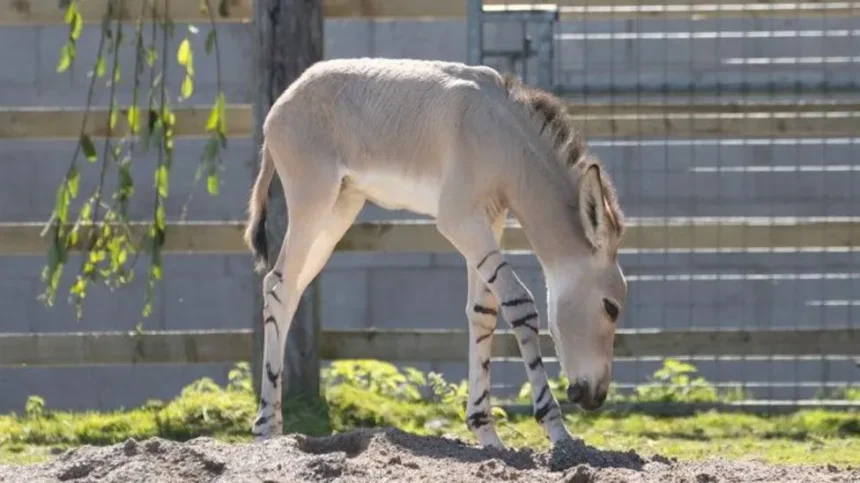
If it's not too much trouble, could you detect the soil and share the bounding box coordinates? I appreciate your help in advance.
[0,427,856,483]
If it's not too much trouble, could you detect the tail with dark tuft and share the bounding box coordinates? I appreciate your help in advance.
[244,140,276,273]
[249,205,268,271]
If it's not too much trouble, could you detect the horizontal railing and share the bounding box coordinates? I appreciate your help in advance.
[3,0,857,23]
[2,217,859,255]
[3,103,860,139]
[1,327,857,367]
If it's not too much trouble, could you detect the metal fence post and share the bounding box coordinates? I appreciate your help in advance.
[535,11,557,91]
[467,0,483,65]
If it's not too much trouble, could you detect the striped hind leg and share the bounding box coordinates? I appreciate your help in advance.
[464,214,506,448]
[253,186,365,440]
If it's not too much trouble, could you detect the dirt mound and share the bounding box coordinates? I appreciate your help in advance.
[0,427,856,483]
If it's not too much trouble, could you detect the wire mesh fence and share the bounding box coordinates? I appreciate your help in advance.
[467,0,860,406]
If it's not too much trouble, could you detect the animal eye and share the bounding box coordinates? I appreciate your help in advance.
[603,298,619,322]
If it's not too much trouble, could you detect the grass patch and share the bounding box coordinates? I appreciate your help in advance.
[1,360,857,466]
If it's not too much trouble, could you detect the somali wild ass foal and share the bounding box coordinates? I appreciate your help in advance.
[243,58,627,448]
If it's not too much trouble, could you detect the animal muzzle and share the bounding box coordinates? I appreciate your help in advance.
[566,380,607,411]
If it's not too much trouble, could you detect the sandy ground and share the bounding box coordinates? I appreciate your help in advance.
[0,427,856,483]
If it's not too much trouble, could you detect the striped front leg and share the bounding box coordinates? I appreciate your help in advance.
[474,250,573,444]
[464,268,505,448]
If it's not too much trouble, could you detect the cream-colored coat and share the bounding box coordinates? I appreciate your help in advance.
[243,57,627,448]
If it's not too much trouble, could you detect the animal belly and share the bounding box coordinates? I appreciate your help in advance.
[350,170,440,217]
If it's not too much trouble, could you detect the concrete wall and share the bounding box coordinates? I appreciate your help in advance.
[1,15,859,412]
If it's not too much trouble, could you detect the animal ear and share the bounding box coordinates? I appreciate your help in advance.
[577,164,608,251]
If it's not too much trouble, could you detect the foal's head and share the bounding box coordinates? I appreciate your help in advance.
[547,159,626,411]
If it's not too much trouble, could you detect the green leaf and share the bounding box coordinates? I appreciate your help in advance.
[70,276,87,297]
[207,92,227,135]
[127,105,140,134]
[109,107,118,130]
[216,93,227,136]
[112,63,121,84]
[155,165,169,198]
[70,11,83,41]
[205,30,216,54]
[180,74,194,99]
[154,204,166,232]
[151,263,163,281]
[206,173,219,195]
[96,55,106,78]
[80,134,97,162]
[206,102,220,132]
[67,166,80,198]
[89,249,106,264]
[54,185,70,224]
[64,2,78,24]
[57,44,73,73]
[146,47,157,68]
[162,108,176,129]
[80,200,92,222]
[118,161,134,197]
[177,38,191,66]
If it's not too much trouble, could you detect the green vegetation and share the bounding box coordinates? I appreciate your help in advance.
[1,360,858,466]
[518,358,752,405]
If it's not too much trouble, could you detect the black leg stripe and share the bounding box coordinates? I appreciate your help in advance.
[476,331,494,344]
[474,389,489,406]
[536,384,549,404]
[268,289,281,304]
[254,415,270,427]
[473,304,498,316]
[511,313,539,333]
[487,262,509,284]
[528,356,543,370]
[481,359,491,372]
[467,411,492,429]
[273,270,282,280]
[534,400,553,422]
[476,250,499,270]
[264,316,279,337]
[502,297,532,307]
[265,362,279,388]
[260,398,269,408]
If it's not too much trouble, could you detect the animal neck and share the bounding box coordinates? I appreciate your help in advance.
[506,164,583,272]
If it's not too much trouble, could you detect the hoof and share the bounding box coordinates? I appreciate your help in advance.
[482,438,507,450]
[547,423,574,445]
[251,419,281,442]
[472,425,506,450]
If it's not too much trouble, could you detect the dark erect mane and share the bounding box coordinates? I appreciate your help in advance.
[500,73,626,237]
[500,73,587,168]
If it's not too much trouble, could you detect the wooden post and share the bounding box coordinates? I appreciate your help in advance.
[250,0,324,415]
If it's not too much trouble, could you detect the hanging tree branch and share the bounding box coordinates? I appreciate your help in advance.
[39,0,229,322]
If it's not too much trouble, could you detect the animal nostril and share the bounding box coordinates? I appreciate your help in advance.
[567,382,586,403]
